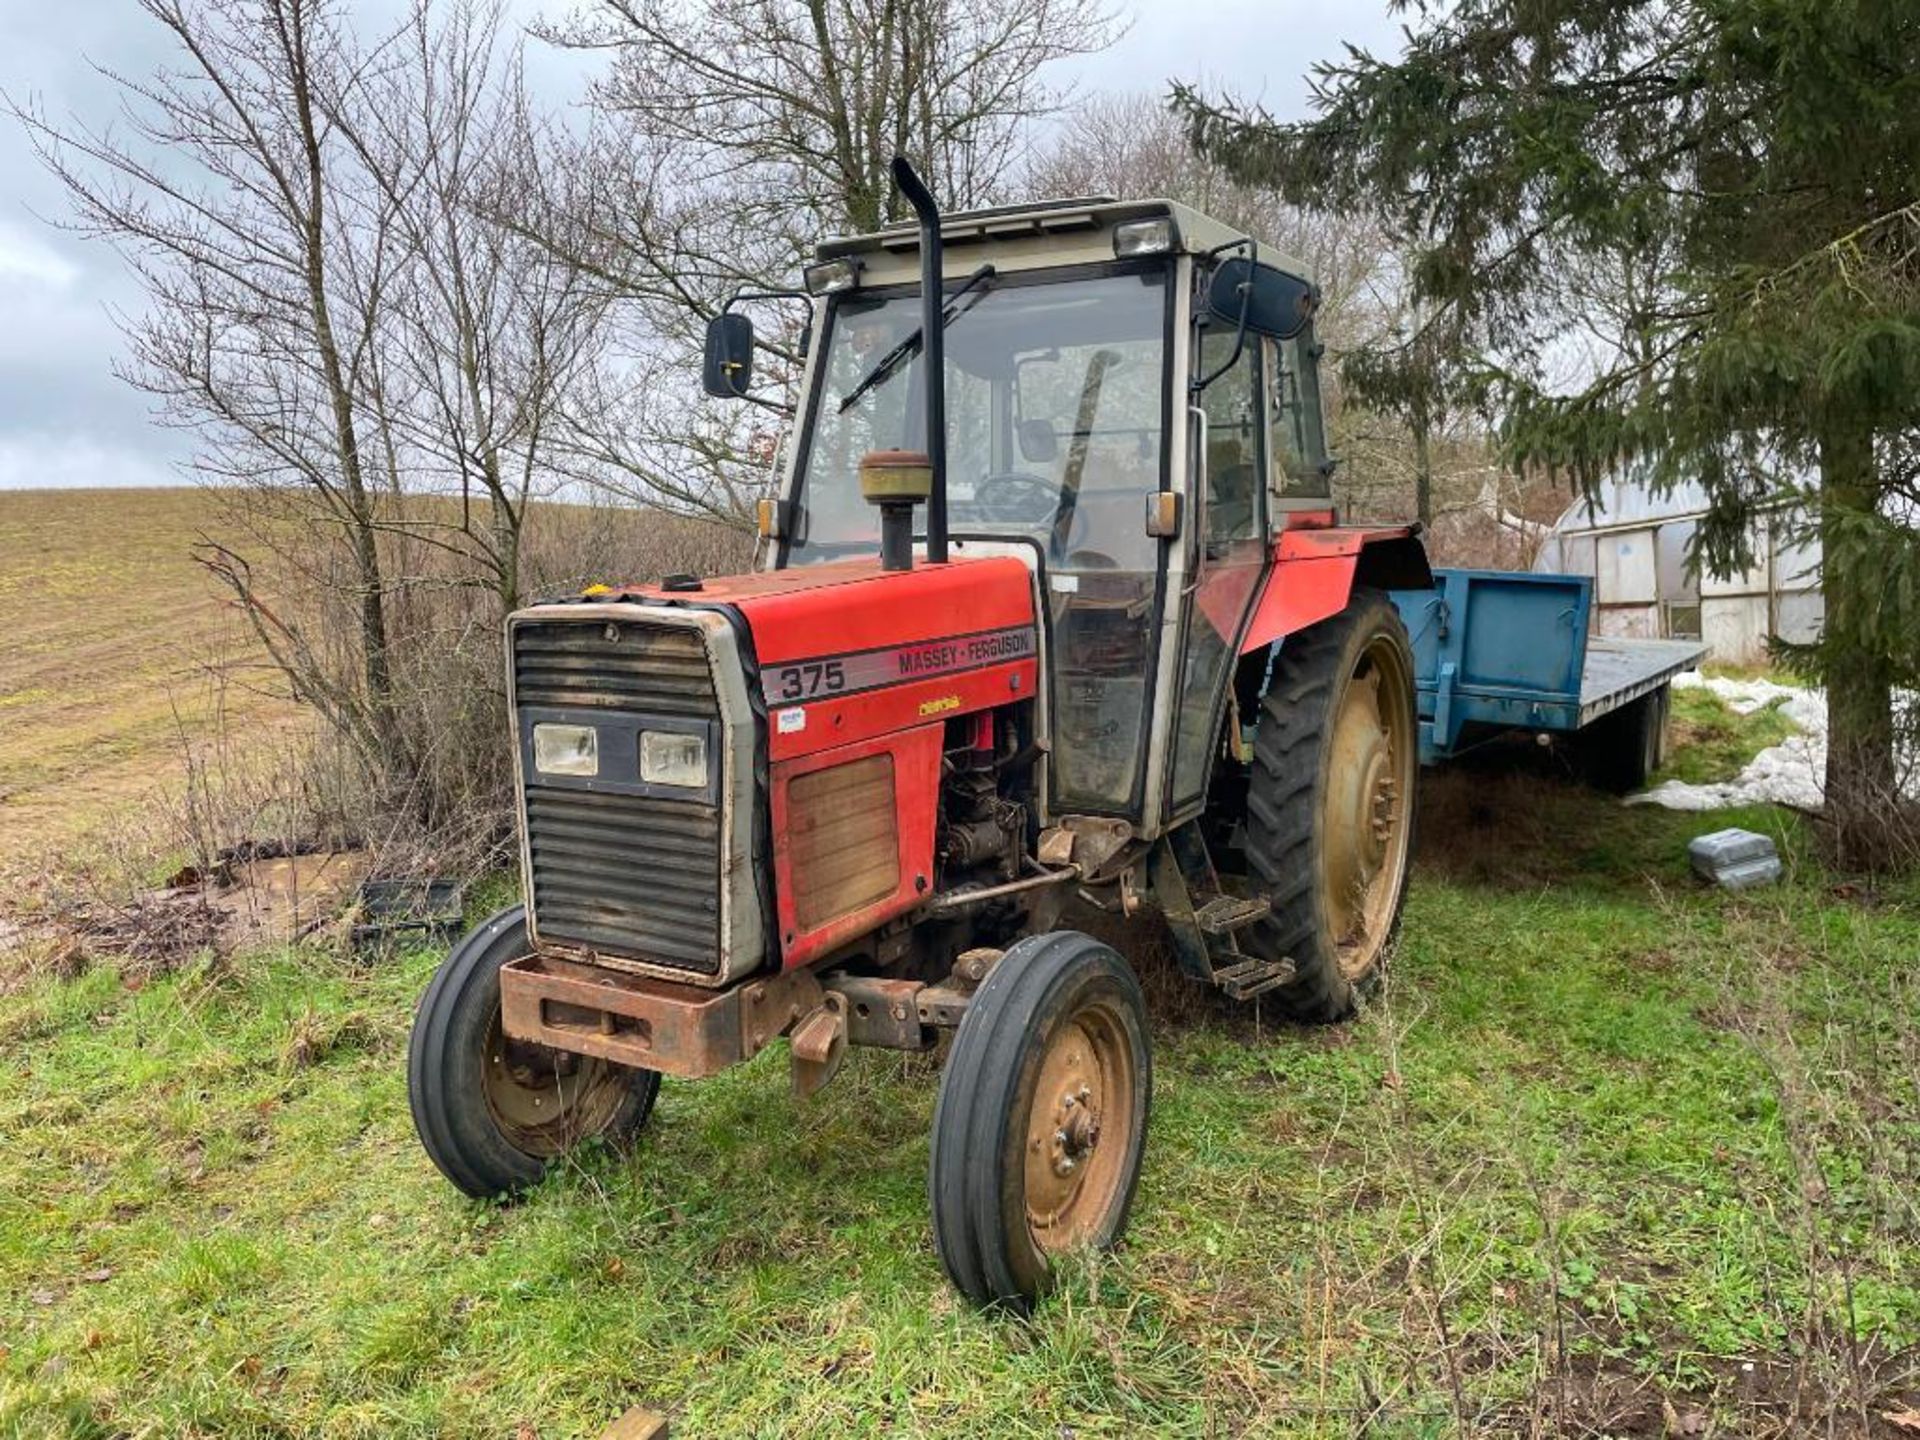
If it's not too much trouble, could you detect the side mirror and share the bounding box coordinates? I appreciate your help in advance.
[1205,258,1317,341]
[1144,491,1183,540]
[1016,418,1058,464]
[702,312,754,398]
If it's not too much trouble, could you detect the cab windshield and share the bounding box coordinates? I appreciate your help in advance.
[786,266,1169,569]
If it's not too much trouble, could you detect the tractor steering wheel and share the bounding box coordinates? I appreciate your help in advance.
[972,472,1060,526]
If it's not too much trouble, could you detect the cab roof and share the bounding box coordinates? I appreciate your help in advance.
[816,196,1315,285]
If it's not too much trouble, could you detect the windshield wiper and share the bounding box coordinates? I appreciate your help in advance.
[837,263,996,414]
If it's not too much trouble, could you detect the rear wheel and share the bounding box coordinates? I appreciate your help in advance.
[1242,589,1419,1022]
[929,931,1151,1311]
[1580,685,1670,793]
[408,905,660,1198]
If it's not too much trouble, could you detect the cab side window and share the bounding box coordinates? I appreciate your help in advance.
[1197,329,1263,543]
[1267,333,1330,502]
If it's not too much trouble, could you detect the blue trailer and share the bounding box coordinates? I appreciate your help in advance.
[1390,568,1706,787]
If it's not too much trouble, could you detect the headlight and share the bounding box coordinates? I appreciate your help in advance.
[532,722,599,777]
[1112,216,1176,257]
[803,258,860,295]
[640,730,708,788]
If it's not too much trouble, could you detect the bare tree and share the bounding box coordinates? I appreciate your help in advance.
[350,3,613,618]
[13,0,611,837]
[14,0,419,787]
[517,0,1122,525]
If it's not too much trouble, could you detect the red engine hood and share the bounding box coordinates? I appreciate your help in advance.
[609,555,1038,760]
[607,555,1037,667]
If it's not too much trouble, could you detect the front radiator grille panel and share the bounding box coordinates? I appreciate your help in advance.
[514,619,718,716]
[514,619,725,974]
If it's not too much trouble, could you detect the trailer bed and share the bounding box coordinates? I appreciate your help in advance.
[1579,636,1707,727]
[1391,569,1705,762]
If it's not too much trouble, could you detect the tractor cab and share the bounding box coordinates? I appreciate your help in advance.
[750,198,1335,835]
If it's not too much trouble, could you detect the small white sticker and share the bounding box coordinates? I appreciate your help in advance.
[777,706,807,734]
[1049,573,1080,593]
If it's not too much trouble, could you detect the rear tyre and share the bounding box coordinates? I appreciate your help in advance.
[1242,589,1419,1023]
[929,931,1151,1311]
[408,905,660,1199]
[1580,686,1670,793]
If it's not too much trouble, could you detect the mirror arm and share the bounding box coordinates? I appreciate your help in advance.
[1190,238,1258,394]
[720,287,815,366]
[719,286,810,314]
[707,287,814,401]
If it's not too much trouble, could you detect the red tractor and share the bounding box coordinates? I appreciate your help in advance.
[408,158,1431,1309]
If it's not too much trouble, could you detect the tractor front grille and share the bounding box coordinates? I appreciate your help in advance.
[513,618,725,976]
[513,618,718,716]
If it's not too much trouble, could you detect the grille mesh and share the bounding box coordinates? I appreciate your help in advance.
[513,619,718,716]
[515,619,725,974]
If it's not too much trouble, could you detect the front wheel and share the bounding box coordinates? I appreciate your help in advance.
[929,931,1151,1311]
[408,905,660,1198]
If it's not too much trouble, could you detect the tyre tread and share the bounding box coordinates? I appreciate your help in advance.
[1240,590,1418,1023]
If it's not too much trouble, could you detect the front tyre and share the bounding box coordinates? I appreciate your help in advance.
[408,905,660,1198]
[1243,588,1419,1022]
[929,931,1151,1311]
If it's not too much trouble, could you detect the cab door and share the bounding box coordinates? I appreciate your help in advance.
[1164,329,1272,819]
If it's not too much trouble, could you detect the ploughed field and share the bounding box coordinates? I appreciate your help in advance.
[2,695,1917,1436]
[0,488,296,881]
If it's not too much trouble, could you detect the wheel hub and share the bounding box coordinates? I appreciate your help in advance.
[481,1008,625,1156]
[1022,1011,1136,1254]
[1048,1085,1100,1176]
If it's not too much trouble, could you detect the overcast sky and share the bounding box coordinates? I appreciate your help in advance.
[0,0,1403,491]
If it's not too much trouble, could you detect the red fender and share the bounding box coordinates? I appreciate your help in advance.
[1237,524,1427,654]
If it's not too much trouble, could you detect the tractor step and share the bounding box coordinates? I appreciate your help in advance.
[1211,957,1297,1001]
[1193,894,1271,936]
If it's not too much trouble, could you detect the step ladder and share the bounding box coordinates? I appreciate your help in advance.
[1149,825,1298,1001]
[1208,956,1298,1001]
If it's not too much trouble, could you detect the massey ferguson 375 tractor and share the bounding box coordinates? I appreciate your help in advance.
[408,158,1434,1309]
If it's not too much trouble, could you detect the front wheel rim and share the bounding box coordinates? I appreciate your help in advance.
[1023,1000,1138,1255]
[479,1004,628,1157]
[1321,633,1416,981]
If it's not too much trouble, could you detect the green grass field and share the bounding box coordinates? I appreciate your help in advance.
[3,699,1917,1437]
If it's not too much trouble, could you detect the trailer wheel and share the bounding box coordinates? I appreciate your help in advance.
[1580,685,1670,793]
[929,931,1151,1311]
[1242,588,1419,1022]
[408,905,660,1199]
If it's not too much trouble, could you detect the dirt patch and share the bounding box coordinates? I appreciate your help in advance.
[1481,1329,1920,1438]
[3,847,371,987]
[1415,762,1580,889]
[209,850,370,948]
[35,888,230,983]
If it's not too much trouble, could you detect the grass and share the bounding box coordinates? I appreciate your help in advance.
[2,693,1917,1437]
[1658,685,1801,787]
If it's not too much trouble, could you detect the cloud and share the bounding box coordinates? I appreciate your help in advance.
[0,222,80,289]
[0,432,181,490]
[1076,0,1404,116]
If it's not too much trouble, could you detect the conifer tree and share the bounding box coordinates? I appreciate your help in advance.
[1177,0,1920,867]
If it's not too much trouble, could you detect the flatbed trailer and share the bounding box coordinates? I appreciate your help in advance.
[1391,568,1706,777]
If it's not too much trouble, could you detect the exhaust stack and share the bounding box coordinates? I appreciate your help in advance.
[889,156,949,565]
